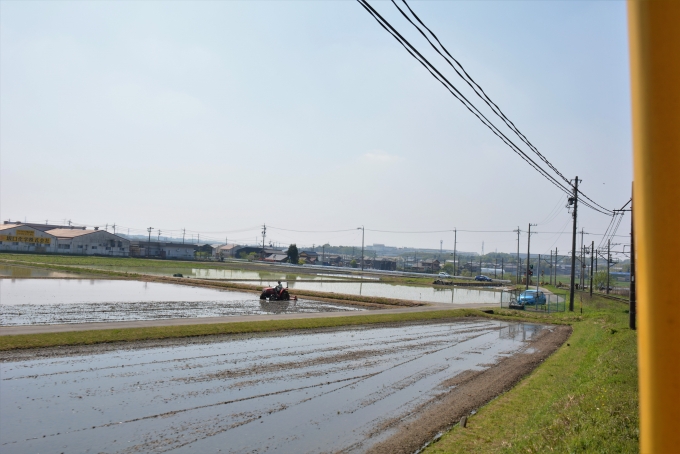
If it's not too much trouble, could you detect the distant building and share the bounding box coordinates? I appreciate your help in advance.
[129,241,195,259]
[213,244,240,259]
[299,251,319,264]
[0,223,130,256]
[264,253,288,263]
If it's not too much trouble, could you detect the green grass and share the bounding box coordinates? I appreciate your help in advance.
[0,309,491,351]
[425,293,638,453]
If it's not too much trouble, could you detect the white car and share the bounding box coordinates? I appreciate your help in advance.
[438,272,451,278]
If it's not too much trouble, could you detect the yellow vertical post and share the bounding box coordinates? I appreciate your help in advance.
[628,1,680,452]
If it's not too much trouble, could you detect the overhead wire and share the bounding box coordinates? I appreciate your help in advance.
[396,0,614,215]
[356,0,585,204]
[359,0,613,215]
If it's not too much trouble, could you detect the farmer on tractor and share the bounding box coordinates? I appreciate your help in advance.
[275,281,283,294]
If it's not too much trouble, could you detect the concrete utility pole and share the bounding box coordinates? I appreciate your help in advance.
[537,254,541,292]
[629,187,636,330]
[526,223,536,290]
[261,224,266,258]
[515,227,521,284]
[607,238,611,295]
[357,226,364,271]
[453,228,457,276]
[590,240,595,297]
[182,229,185,244]
[580,228,585,289]
[569,176,580,312]
[147,227,154,257]
[112,224,116,235]
[550,250,553,285]
[501,257,504,280]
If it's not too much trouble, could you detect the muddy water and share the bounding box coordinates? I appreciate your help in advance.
[235,280,504,304]
[0,279,362,325]
[0,320,547,453]
[0,264,85,278]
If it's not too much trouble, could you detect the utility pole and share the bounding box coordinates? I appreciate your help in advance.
[607,238,611,295]
[515,227,521,284]
[580,228,585,289]
[158,230,161,242]
[357,226,364,271]
[494,256,498,279]
[440,240,443,259]
[590,240,595,297]
[537,254,541,292]
[322,244,325,266]
[629,186,636,330]
[147,227,153,257]
[182,229,185,244]
[501,257,504,280]
[261,224,266,258]
[526,223,536,289]
[569,176,580,312]
[112,224,116,235]
[453,229,457,276]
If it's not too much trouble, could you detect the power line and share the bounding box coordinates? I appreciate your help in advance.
[396,0,614,216]
[358,0,613,216]
[356,0,580,201]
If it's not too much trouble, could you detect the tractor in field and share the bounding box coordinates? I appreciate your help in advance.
[260,281,296,301]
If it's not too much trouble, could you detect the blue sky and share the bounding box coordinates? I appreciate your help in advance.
[1,1,632,254]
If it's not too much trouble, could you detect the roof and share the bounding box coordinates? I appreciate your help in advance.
[217,244,240,251]
[0,224,20,232]
[45,228,97,238]
[300,251,319,256]
[47,228,128,240]
[265,253,289,261]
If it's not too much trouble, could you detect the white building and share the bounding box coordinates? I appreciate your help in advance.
[0,224,130,256]
[129,241,196,259]
[45,228,130,256]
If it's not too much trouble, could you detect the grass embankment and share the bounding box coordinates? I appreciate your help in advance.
[0,309,493,351]
[425,293,638,453]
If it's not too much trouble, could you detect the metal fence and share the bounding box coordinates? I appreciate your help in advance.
[500,289,567,313]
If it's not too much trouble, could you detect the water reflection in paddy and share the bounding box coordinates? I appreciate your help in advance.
[0,279,362,325]
[235,280,504,304]
[81,265,354,281]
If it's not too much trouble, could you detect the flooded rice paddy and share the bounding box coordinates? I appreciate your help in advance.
[80,265,359,282]
[0,319,547,453]
[0,264,86,279]
[0,279,362,326]
[236,280,505,305]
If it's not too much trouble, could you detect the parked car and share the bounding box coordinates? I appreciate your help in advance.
[518,290,547,306]
[474,275,492,282]
[438,272,451,278]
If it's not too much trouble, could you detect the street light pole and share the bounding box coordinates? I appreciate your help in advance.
[357,226,364,271]
[147,227,154,257]
[453,228,457,276]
